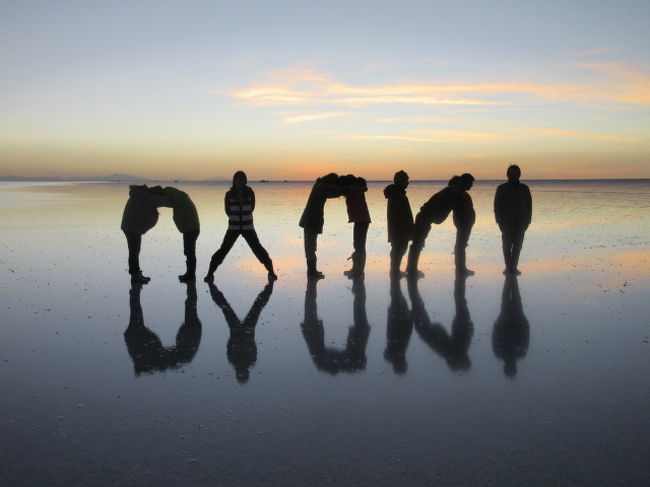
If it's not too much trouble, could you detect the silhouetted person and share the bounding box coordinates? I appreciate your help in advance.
[340,174,371,278]
[492,275,529,377]
[205,171,277,282]
[163,186,200,282]
[406,176,463,278]
[124,281,202,375]
[384,275,413,375]
[384,170,414,277]
[120,184,170,283]
[494,164,532,275]
[299,173,343,279]
[453,173,476,276]
[300,278,370,374]
[208,282,274,384]
[408,275,473,371]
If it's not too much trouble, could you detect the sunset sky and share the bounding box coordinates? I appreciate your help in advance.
[1,0,649,180]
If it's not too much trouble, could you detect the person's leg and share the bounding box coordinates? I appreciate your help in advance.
[511,226,526,273]
[406,219,430,277]
[390,239,409,275]
[455,226,473,274]
[500,226,514,273]
[180,229,200,281]
[346,222,369,277]
[304,229,322,278]
[242,230,276,279]
[125,231,149,282]
[205,230,239,280]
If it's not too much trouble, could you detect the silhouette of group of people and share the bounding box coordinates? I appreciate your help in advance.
[121,164,532,282]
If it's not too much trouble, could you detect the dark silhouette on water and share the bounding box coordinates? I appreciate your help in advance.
[494,164,532,275]
[492,275,530,377]
[208,282,274,384]
[124,281,202,375]
[340,174,371,278]
[301,278,370,374]
[384,276,413,374]
[453,173,476,276]
[205,171,277,282]
[120,184,170,283]
[406,176,463,278]
[163,186,200,282]
[408,274,474,371]
[383,170,414,278]
[299,173,344,279]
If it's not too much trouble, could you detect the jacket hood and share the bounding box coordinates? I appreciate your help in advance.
[384,183,398,199]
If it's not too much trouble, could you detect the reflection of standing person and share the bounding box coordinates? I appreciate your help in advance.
[453,173,476,276]
[383,170,414,277]
[494,165,532,275]
[164,187,200,282]
[406,176,462,278]
[341,175,371,278]
[492,275,529,377]
[299,173,343,279]
[207,282,274,384]
[204,171,276,282]
[384,276,413,374]
[121,185,170,283]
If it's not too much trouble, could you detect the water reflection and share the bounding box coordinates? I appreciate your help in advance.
[208,282,274,384]
[492,276,530,377]
[408,275,474,371]
[301,278,371,374]
[384,276,413,374]
[124,282,202,375]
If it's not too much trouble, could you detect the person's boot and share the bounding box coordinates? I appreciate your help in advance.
[179,258,196,282]
[131,271,151,284]
[204,258,218,282]
[343,253,357,277]
[406,244,424,278]
[307,258,324,280]
[265,260,278,281]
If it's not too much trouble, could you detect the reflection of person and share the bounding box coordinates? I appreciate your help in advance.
[163,187,200,282]
[299,173,343,279]
[383,170,414,277]
[492,275,529,377]
[124,281,202,374]
[208,282,274,384]
[453,173,476,276]
[494,164,532,275]
[120,185,170,283]
[205,171,277,282]
[300,278,370,374]
[408,275,473,371]
[384,276,413,374]
[406,176,462,278]
[341,175,371,278]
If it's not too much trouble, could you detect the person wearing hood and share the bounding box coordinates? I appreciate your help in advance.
[164,187,200,282]
[494,165,532,275]
[340,174,371,278]
[383,170,413,277]
[120,184,171,283]
[204,171,276,282]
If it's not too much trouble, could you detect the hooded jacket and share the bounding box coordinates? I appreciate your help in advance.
[165,187,200,233]
[383,183,414,242]
[494,181,532,228]
[121,185,170,235]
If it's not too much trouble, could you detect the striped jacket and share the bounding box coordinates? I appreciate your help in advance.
[225,186,255,231]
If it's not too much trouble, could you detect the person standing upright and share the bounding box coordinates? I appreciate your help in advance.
[204,171,277,282]
[494,165,532,275]
[383,170,414,277]
[453,173,476,276]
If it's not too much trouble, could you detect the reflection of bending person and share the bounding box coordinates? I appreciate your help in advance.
[492,275,529,377]
[384,276,413,375]
[408,275,473,371]
[301,278,370,374]
[124,282,202,375]
[208,282,274,384]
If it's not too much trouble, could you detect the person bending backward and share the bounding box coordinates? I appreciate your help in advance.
[121,185,171,284]
[164,187,200,282]
[494,165,532,275]
[340,175,371,278]
[384,170,414,277]
[299,173,344,279]
[406,176,462,278]
[453,173,476,276]
[204,171,277,282]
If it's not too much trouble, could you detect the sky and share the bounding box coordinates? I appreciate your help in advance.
[1,0,649,180]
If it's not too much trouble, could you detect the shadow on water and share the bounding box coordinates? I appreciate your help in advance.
[407,275,474,371]
[208,281,274,384]
[301,277,371,374]
[384,276,413,375]
[492,275,530,377]
[124,282,202,375]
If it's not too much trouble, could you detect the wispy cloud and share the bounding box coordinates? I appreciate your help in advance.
[570,47,613,57]
[279,111,356,126]
[521,127,645,143]
[379,116,459,123]
[343,130,514,143]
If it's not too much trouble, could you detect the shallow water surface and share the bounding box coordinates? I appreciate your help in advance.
[1,180,649,486]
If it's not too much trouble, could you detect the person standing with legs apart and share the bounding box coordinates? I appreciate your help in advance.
[164,187,200,282]
[453,173,476,276]
[494,165,532,275]
[341,175,371,278]
[384,170,414,277]
[204,171,277,282]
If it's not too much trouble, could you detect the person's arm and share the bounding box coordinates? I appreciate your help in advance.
[249,187,256,213]
[494,187,502,226]
[224,190,231,216]
[525,186,532,227]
